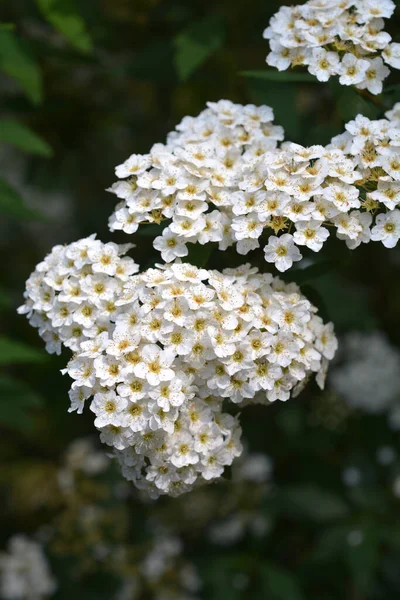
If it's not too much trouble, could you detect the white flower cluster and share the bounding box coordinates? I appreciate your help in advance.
[107,100,400,272]
[117,534,201,600]
[263,0,399,94]
[208,450,273,546]
[331,331,400,416]
[18,236,337,498]
[0,535,56,600]
[108,99,284,260]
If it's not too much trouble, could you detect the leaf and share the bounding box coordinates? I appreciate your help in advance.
[268,485,349,522]
[329,81,380,122]
[0,336,48,365]
[345,525,380,593]
[0,287,12,311]
[185,242,215,268]
[260,564,305,600]
[313,526,349,562]
[247,80,301,140]
[312,273,376,330]
[0,118,52,156]
[0,24,16,32]
[289,259,338,285]
[174,14,225,81]
[36,0,92,53]
[240,69,316,83]
[0,30,42,103]
[0,177,42,220]
[0,375,44,431]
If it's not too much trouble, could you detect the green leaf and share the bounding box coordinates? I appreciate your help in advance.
[261,564,305,600]
[330,82,380,122]
[240,69,315,82]
[312,273,376,330]
[174,14,225,81]
[0,118,52,156]
[268,485,349,522]
[0,375,44,431]
[0,30,42,103]
[0,23,16,32]
[0,287,12,311]
[36,0,93,53]
[186,242,215,268]
[345,525,380,593]
[0,177,42,220]
[247,80,301,140]
[289,259,338,285]
[0,336,48,365]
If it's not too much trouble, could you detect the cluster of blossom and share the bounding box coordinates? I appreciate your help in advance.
[18,236,337,497]
[330,331,400,420]
[116,532,201,600]
[107,99,284,261]
[0,535,56,600]
[107,100,400,272]
[57,437,110,495]
[263,0,399,94]
[208,450,273,546]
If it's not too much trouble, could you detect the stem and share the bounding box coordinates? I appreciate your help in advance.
[354,87,384,108]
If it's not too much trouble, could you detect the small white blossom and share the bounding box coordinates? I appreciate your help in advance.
[264,234,302,272]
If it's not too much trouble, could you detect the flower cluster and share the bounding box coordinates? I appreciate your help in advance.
[263,0,399,94]
[0,535,57,600]
[208,450,273,546]
[108,101,400,272]
[108,99,284,261]
[18,237,337,497]
[331,331,400,421]
[263,108,400,270]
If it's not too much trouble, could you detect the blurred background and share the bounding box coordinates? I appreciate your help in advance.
[1,0,400,598]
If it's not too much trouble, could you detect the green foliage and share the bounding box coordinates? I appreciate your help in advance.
[329,82,381,122]
[0,287,11,311]
[174,14,225,81]
[260,565,305,600]
[0,336,47,365]
[0,375,44,431]
[35,0,92,53]
[0,30,42,103]
[240,70,316,82]
[268,485,349,522]
[186,243,215,268]
[0,118,52,156]
[0,177,42,220]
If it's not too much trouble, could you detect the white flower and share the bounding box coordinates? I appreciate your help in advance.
[308,48,340,82]
[115,153,151,178]
[90,390,128,427]
[383,42,400,69]
[153,229,188,263]
[368,182,400,210]
[370,210,400,248]
[264,234,302,272]
[322,182,360,212]
[134,344,175,385]
[293,220,329,251]
[357,57,390,95]
[119,400,150,431]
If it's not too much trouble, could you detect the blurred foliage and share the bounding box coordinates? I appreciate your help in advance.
[1,0,400,598]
